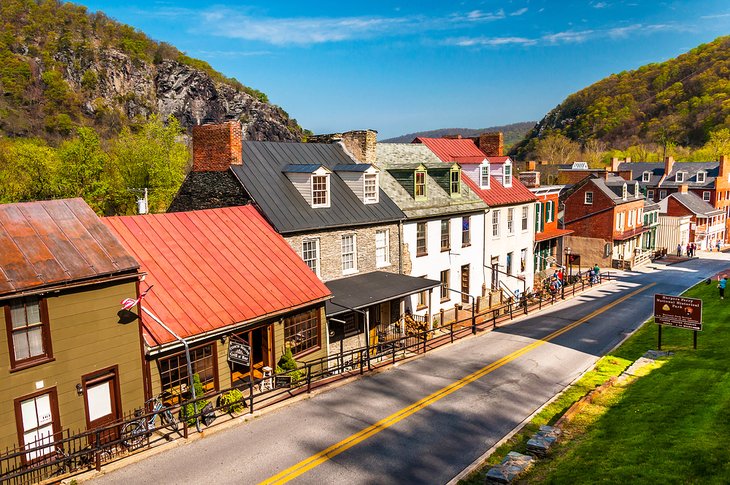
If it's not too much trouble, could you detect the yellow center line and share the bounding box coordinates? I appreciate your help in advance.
[260,283,656,485]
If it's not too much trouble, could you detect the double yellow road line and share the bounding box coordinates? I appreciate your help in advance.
[260,283,655,484]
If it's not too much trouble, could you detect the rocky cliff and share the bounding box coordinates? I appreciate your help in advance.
[0,0,304,142]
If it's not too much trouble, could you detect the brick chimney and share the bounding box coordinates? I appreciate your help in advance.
[474,132,504,157]
[527,160,536,171]
[664,156,674,176]
[610,157,621,172]
[192,121,243,172]
[678,184,688,194]
[341,130,377,164]
[625,157,632,163]
[719,155,729,178]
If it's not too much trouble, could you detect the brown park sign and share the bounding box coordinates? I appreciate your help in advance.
[654,294,703,331]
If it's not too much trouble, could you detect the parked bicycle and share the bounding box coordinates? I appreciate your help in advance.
[51,444,111,477]
[121,393,178,448]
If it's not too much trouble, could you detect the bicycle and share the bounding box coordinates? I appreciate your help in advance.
[51,444,111,477]
[121,393,178,448]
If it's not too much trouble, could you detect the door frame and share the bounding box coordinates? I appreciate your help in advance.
[14,387,61,464]
[81,365,123,433]
[461,264,470,303]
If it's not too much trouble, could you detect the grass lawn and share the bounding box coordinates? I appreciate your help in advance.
[521,280,730,483]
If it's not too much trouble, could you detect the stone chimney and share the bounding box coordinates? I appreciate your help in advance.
[474,132,504,157]
[664,156,675,176]
[527,160,536,171]
[719,155,729,178]
[192,121,243,172]
[519,171,540,188]
[341,130,377,164]
[678,184,689,194]
[308,130,377,164]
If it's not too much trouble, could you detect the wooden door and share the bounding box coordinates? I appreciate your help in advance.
[83,367,121,443]
[461,265,470,303]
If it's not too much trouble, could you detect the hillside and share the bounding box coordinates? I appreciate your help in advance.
[382,122,536,146]
[511,35,730,160]
[0,0,305,143]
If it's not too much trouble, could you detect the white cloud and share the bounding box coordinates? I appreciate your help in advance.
[448,36,537,47]
[700,12,730,19]
[510,8,529,16]
[542,30,594,44]
[593,2,609,8]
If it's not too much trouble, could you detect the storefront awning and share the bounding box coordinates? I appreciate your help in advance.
[325,271,441,317]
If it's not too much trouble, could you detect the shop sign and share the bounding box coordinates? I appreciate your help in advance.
[228,340,251,366]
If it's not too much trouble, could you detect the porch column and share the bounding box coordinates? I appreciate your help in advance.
[399,299,406,335]
[428,288,433,330]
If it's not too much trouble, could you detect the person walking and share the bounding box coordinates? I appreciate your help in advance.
[690,242,696,257]
[593,263,600,283]
[686,243,691,257]
[717,240,722,252]
[718,275,727,300]
[677,243,682,257]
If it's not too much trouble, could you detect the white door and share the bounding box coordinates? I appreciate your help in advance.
[19,393,56,461]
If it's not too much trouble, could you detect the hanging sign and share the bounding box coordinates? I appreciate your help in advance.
[228,340,251,366]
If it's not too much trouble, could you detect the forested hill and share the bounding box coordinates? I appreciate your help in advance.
[382,122,535,146]
[0,0,305,142]
[511,35,730,160]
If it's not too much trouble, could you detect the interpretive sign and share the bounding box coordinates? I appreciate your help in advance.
[275,375,292,389]
[654,294,702,331]
[228,340,251,366]
[567,253,581,266]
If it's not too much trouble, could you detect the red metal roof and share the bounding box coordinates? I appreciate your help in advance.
[535,227,574,242]
[103,206,331,346]
[463,176,537,207]
[0,198,139,297]
[414,137,487,164]
[487,156,510,164]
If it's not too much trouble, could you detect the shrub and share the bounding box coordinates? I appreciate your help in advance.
[276,348,303,384]
[218,389,245,415]
[180,374,208,426]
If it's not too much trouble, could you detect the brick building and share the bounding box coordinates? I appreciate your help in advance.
[614,155,730,243]
[562,174,650,269]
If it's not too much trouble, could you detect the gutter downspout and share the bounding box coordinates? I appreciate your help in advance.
[398,219,404,275]
[140,307,200,432]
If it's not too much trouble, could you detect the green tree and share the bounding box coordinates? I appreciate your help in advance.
[111,115,189,213]
[57,127,116,213]
[702,128,730,159]
[0,138,60,203]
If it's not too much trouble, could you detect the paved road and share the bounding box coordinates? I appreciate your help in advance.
[92,254,729,485]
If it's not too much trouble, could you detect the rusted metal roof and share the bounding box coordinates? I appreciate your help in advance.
[463,176,537,207]
[103,205,332,347]
[0,198,139,297]
[535,227,574,242]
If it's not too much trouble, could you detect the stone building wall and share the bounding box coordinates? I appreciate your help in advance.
[285,222,403,282]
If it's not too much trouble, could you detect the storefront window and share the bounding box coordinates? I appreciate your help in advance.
[284,309,320,355]
[159,344,217,397]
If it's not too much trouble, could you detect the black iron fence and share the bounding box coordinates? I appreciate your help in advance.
[0,271,614,484]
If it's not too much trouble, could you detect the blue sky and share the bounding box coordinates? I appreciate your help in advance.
[75,1,729,139]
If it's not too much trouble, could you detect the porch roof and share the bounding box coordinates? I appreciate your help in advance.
[535,227,574,242]
[325,271,441,316]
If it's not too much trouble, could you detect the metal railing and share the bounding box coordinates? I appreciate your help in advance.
[0,271,615,484]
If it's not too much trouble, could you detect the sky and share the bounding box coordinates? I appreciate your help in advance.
[74,1,729,139]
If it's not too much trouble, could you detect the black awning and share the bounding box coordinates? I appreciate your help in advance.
[325,271,441,317]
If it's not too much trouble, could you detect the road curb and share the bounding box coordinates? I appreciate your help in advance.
[446,268,707,484]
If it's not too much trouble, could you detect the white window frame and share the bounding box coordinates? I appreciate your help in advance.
[697,171,706,183]
[642,171,651,182]
[616,212,625,231]
[545,201,554,223]
[492,209,501,238]
[628,210,635,227]
[341,234,357,274]
[521,206,528,232]
[647,189,654,200]
[503,162,512,187]
[302,239,320,277]
[675,172,685,183]
[635,182,640,198]
[703,191,711,202]
[480,164,490,189]
[363,173,379,204]
[585,191,593,205]
[659,190,667,199]
[622,183,628,200]
[375,229,390,267]
[311,173,330,208]
[507,208,514,235]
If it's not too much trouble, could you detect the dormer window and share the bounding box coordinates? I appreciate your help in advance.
[503,161,512,187]
[622,183,628,200]
[363,173,378,204]
[635,182,640,198]
[415,169,427,200]
[450,167,461,196]
[480,164,490,189]
[697,171,706,183]
[642,171,651,182]
[312,174,330,208]
[676,172,685,183]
